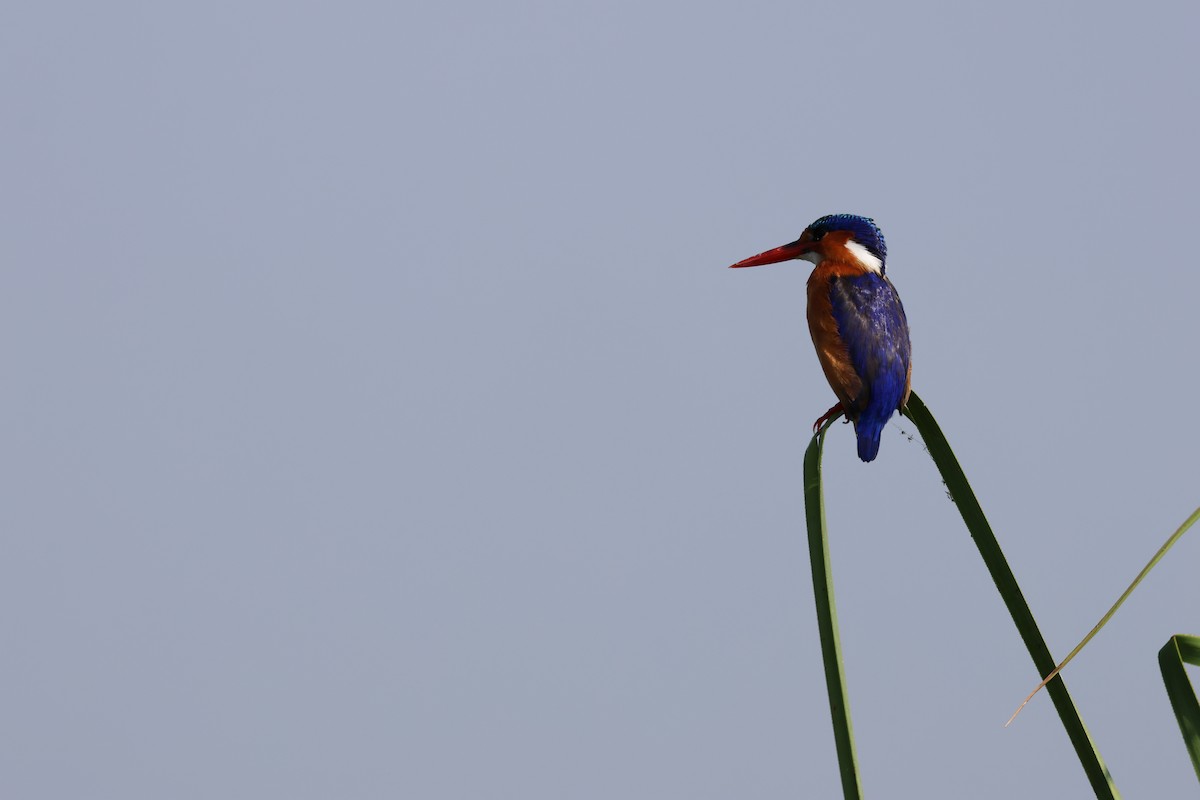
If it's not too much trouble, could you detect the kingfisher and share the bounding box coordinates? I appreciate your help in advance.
[730,214,912,462]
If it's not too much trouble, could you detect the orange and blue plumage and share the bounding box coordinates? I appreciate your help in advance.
[731,214,912,462]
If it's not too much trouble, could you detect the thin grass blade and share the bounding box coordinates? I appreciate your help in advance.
[1011,506,1200,724]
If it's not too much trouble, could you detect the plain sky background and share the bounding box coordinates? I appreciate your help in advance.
[3,1,1199,797]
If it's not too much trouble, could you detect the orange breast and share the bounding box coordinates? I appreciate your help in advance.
[807,264,864,415]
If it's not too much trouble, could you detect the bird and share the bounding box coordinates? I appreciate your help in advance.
[730,213,911,462]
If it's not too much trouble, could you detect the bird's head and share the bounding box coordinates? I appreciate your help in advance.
[730,213,887,274]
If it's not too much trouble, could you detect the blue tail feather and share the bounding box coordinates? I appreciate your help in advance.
[855,417,885,462]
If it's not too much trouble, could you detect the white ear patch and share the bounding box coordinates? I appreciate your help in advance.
[845,240,883,273]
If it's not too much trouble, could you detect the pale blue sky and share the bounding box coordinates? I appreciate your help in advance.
[3,1,1199,797]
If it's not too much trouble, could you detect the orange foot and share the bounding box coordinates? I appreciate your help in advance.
[813,402,846,433]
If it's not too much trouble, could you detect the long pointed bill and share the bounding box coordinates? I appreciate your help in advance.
[728,239,810,268]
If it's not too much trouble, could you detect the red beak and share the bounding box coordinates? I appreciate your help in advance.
[728,238,812,268]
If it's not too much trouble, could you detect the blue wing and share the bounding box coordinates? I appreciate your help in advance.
[829,273,911,461]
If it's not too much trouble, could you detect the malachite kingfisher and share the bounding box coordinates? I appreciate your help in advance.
[731,214,912,462]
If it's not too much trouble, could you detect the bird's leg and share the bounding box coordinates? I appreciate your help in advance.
[813,402,845,433]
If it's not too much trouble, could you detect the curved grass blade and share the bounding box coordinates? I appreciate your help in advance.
[901,391,1120,800]
[804,417,862,800]
[1010,506,1200,724]
[1158,634,1200,783]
